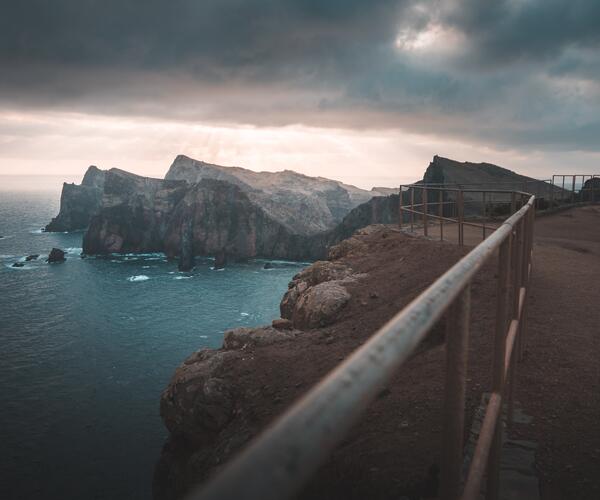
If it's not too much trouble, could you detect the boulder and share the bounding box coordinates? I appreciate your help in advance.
[25,254,39,262]
[12,262,25,268]
[47,248,66,263]
[223,326,297,350]
[160,349,236,445]
[263,262,274,269]
[292,281,351,329]
[272,318,293,330]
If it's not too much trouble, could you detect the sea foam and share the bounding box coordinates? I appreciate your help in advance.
[127,275,150,282]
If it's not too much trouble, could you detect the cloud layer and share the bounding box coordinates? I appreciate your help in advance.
[1,1,599,154]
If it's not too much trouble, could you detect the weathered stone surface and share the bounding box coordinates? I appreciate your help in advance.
[47,248,66,263]
[165,154,387,236]
[223,326,298,350]
[45,166,106,232]
[272,318,293,330]
[159,349,237,445]
[292,281,351,329]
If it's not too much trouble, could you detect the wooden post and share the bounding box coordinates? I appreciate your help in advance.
[399,185,403,228]
[486,235,512,500]
[441,285,471,500]
[423,187,429,237]
[439,189,444,241]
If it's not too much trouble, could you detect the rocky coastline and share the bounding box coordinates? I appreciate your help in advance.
[152,224,476,500]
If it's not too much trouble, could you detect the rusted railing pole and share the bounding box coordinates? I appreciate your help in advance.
[410,187,415,232]
[550,176,554,207]
[441,285,471,500]
[482,191,487,240]
[456,190,465,247]
[507,220,524,425]
[439,189,444,241]
[399,185,403,228]
[485,236,512,500]
[571,175,576,203]
[423,187,429,237]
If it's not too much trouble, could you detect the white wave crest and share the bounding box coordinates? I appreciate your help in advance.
[127,275,150,282]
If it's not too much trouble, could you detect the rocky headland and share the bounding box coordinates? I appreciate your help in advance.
[46,155,402,267]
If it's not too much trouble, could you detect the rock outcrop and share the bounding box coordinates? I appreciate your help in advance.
[47,248,66,263]
[45,166,106,232]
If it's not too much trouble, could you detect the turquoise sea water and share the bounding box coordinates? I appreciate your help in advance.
[0,189,305,499]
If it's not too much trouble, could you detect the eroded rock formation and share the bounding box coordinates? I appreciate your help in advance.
[45,166,106,232]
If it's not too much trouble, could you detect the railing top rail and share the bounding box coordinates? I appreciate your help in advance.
[192,195,536,500]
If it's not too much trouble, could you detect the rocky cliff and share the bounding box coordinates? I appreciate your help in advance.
[82,169,327,262]
[165,155,387,235]
[45,166,106,232]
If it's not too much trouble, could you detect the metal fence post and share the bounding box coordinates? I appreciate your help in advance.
[410,187,415,232]
[482,191,487,240]
[571,175,576,203]
[441,285,471,500]
[439,189,444,241]
[458,190,464,246]
[399,185,403,228]
[423,187,429,237]
[510,192,516,215]
[486,236,512,500]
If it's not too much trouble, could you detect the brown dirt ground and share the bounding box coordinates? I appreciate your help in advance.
[171,206,600,500]
[511,205,600,500]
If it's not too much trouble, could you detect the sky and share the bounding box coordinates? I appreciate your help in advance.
[1,0,599,189]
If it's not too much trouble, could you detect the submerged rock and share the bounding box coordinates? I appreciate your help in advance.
[263,262,274,269]
[25,254,39,262]
[47,248,66,263]
[12,262,25,268]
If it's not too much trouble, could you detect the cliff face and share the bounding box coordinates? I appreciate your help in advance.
[165,155,383,235]
[82,169,189,254]
[82,169,326,261]
[45,166,106,232]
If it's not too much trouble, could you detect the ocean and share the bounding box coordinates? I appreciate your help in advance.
[0,186,306,499]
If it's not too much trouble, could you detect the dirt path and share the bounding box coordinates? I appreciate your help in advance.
[512,205,600,499]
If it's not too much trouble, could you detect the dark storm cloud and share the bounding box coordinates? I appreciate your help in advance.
[1,1,599,152]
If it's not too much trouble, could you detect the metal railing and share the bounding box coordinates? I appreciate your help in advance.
[188,176,595,500]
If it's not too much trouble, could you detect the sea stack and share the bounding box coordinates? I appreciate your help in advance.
[47,248,66,263]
